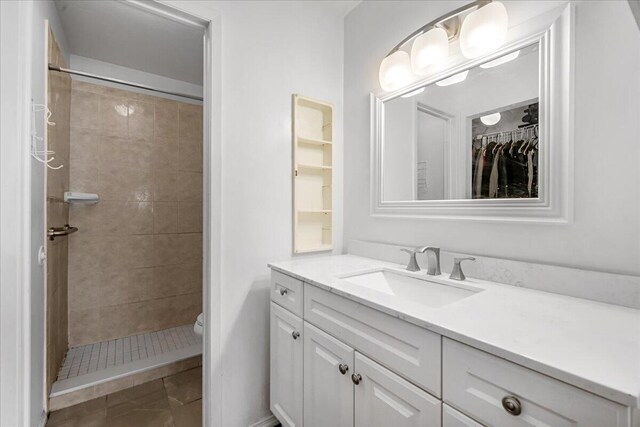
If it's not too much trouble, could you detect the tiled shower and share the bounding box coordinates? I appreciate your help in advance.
[45,30,203,408]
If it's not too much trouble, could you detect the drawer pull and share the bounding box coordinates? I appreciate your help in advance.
[291,331,300,340]
[502,396,522,416]
[279,288,288,296]
[338,363,349,375]
[351,373,362,385]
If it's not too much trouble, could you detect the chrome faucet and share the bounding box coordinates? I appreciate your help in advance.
[449,257,475,281]
[400,246,441,275]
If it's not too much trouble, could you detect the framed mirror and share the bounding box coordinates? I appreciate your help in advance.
[371,4,573,222]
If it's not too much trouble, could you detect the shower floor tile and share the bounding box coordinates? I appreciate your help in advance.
[58,325,201,381]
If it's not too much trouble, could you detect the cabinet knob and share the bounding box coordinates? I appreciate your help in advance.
[279,288,288,296]
[351,373,362,385]
[291,331,300,340]
[501,396,522,416]
[338,363,349,375]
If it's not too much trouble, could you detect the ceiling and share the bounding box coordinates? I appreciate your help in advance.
[54,0,204,85]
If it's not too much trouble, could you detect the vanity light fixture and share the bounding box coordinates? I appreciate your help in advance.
[435,70,469,87]
[411,27,449,75]
[378,0,508,92]
[379,51,413,92]
[480,49,520,68]
[480,112,501,125]
[459,1,509,59]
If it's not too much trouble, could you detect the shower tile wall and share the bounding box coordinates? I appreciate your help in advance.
[68,81,203,346]
[47,29,72,392]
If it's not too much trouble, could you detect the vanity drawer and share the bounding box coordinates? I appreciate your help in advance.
[443,338,629,427]
[271,270,303,317]
[304,284,441,397]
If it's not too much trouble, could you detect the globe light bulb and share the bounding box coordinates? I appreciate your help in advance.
[410,27,449,75]
[459,1,509,59]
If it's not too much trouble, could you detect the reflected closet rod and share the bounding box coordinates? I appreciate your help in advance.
[48,64,203,102]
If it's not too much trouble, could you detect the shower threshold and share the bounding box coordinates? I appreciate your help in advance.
[50,324,202,397]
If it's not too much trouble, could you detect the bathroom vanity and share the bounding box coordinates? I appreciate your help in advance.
[268,255,640,427]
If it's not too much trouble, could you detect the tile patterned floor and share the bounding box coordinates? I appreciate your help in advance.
[58,325,201,381]
[48,366,202,427]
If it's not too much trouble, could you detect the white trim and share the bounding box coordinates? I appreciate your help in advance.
[123,0,209,29]
[38,411,47,427]
[154,2,223,425]
[50,344,202,396]
[249,414,280,427]
[370,4,574,223]
[0,1,34,426]
[201,10,223,427]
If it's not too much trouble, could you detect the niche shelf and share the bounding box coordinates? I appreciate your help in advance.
[292,94,333,254]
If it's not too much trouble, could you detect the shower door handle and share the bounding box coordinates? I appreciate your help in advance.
[48,224,78,241]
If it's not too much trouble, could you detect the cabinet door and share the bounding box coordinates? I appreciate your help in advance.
[443,404,484,427]
[354,352,441,427]
[271,302,303,427]
[304,322,354,427]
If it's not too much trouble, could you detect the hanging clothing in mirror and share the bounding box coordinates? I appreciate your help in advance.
[471,102,539,199]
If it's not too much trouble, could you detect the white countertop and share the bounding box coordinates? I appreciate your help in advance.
[269,254,640,408]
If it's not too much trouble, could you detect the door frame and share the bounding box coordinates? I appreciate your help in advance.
[0,1,36,426]
[0,1,224,425]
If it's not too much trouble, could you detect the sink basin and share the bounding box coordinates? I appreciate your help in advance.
[339,269,481,308]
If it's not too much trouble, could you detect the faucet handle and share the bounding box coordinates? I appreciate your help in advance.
[400,248,420,272]
[449,257,475,281]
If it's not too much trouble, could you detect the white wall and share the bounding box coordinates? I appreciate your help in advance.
[216,3,344,424]
[30,1,70,424]
[166,1,346,426]
[69,55,203,104]
[344,0,640,276]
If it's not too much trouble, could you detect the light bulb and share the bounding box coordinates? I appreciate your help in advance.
[410,27,449,75]
[379,51,413,92]
[459,1,509,59]
[435,70,469,87]
[480,50,520,69]
[480,112,501,125]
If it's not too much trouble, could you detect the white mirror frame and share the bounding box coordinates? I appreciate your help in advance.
[371,3,574,223]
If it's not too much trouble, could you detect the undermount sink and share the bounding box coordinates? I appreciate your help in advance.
[339,269,482,308]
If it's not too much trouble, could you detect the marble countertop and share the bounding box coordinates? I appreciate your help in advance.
[269,254,640,408]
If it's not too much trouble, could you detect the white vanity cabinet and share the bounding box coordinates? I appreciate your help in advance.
[270,269,637,427]
[354,351,441,427]
[270,302,303,427]
[302,321,441,427]
[303,322,354,426]
[442,338,630,427]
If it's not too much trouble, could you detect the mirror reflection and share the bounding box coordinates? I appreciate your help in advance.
[382,44,540,202]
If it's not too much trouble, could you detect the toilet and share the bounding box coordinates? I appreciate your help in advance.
[194,313,204,337]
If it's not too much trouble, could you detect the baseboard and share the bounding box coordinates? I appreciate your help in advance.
[38,410,47,427]
[249,414,279,427]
